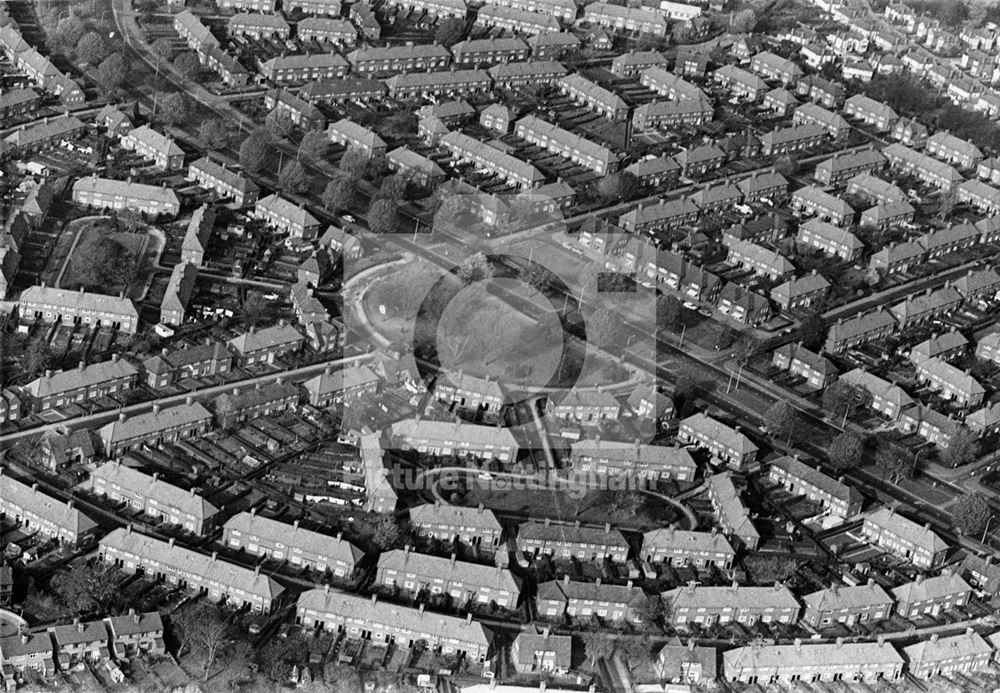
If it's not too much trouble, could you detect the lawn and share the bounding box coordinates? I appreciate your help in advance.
[59,220,148,298]
[437,279,563,384]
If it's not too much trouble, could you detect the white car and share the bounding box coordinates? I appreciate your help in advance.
[341,214,356,223]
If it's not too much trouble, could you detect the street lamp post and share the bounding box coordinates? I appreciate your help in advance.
[983,514,995,544]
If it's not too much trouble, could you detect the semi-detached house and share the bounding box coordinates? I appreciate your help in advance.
[441,131,544,189]
[914,357,985,407]
[483,0,575,21]
[223,510,362,576]
[90,461,219,534]
[883,143,963,191]
[839,368,913,420]
[296,17,356,45]
[388,417,519,461]
[678,413,758,469]
[19,285,140,333]
[793,103,850,139]
[537,577,647,623]
[892,572,971,619]
[802,581,894,628]
[22,355,137,412]
[771,271,831,312]
[518,520,628,562]
[347,43,451,75]
[475,5,561,34]
[761,123,826,157]
[569,439,696,481]
[515,115,620,175]
[377,547,521,607]
[583,2,667,35]
[768,455,861,518]
[664,582,800,628]
[905,629,993,679]
[98,401,213,457]
[385,69,493,99]
[0,470,98,546]
[791,185,854,225]
[723,640,903,685]
[451,37,529,66]
[326,118,386,159]
[796,218,863,260]
[642,527,735,569]
[120,126,184,171]
[72,176,180,217]
[927,131,983,169]
[557,73,628,120]
[488,60,568,88]
[260,53,349,82]
[705,472,760,550]
[297,588,492,660]
[187,157,259,207]
[409,502,504,550]
[862,507,948,569]
[253,194,320,239]
[826,308,899,354]
[100,527,284,612]
[815,148,886,185]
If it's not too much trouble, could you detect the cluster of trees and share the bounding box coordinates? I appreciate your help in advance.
[907,0,969,26]
[596,171,640,203]
[864,74,1000,152]
[72,232,134,290]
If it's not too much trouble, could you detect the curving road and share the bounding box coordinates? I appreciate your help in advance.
[413,466,698,530]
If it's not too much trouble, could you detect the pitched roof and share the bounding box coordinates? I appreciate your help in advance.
[24,357,137,399]
[570,439,696,473]
[680,413,758,456]
[304,365,379,396]
[840,368,913,410]
[378,548,521,593]
[724,641,902,673]
[0,471,98,537]
[228,323,304,354]
[904,630,992,666]
[72,176,180,208]
[826,309,896,344]
[770,455,859,505]
[224,512,362,565]
[803,581,893,613]
[516,115,620,167]
[389,417,518,448]
[664,582,800,611]
[867,506,949,557]
[297,588,491,647]
[98,402,212,445]
[100,528,284,602]
[409,502,503,533]
[255,194,319,229]
[91,461,218,520]
[891,572,971,603]
[643,527,734,556]
[189,157,259,195]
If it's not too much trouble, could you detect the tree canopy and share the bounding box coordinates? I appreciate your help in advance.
[76,31,109,64]
[51,561,121,613]
[828,431,863,471]
[953,492,991,537]
[238,129,271,173]
[278,160,311,194]
[72,234,132,289]
[97,54,128,96]
[323,177,357,213]
[368,199,400,234]
[157,92,188,127]
[433,17,467,47]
